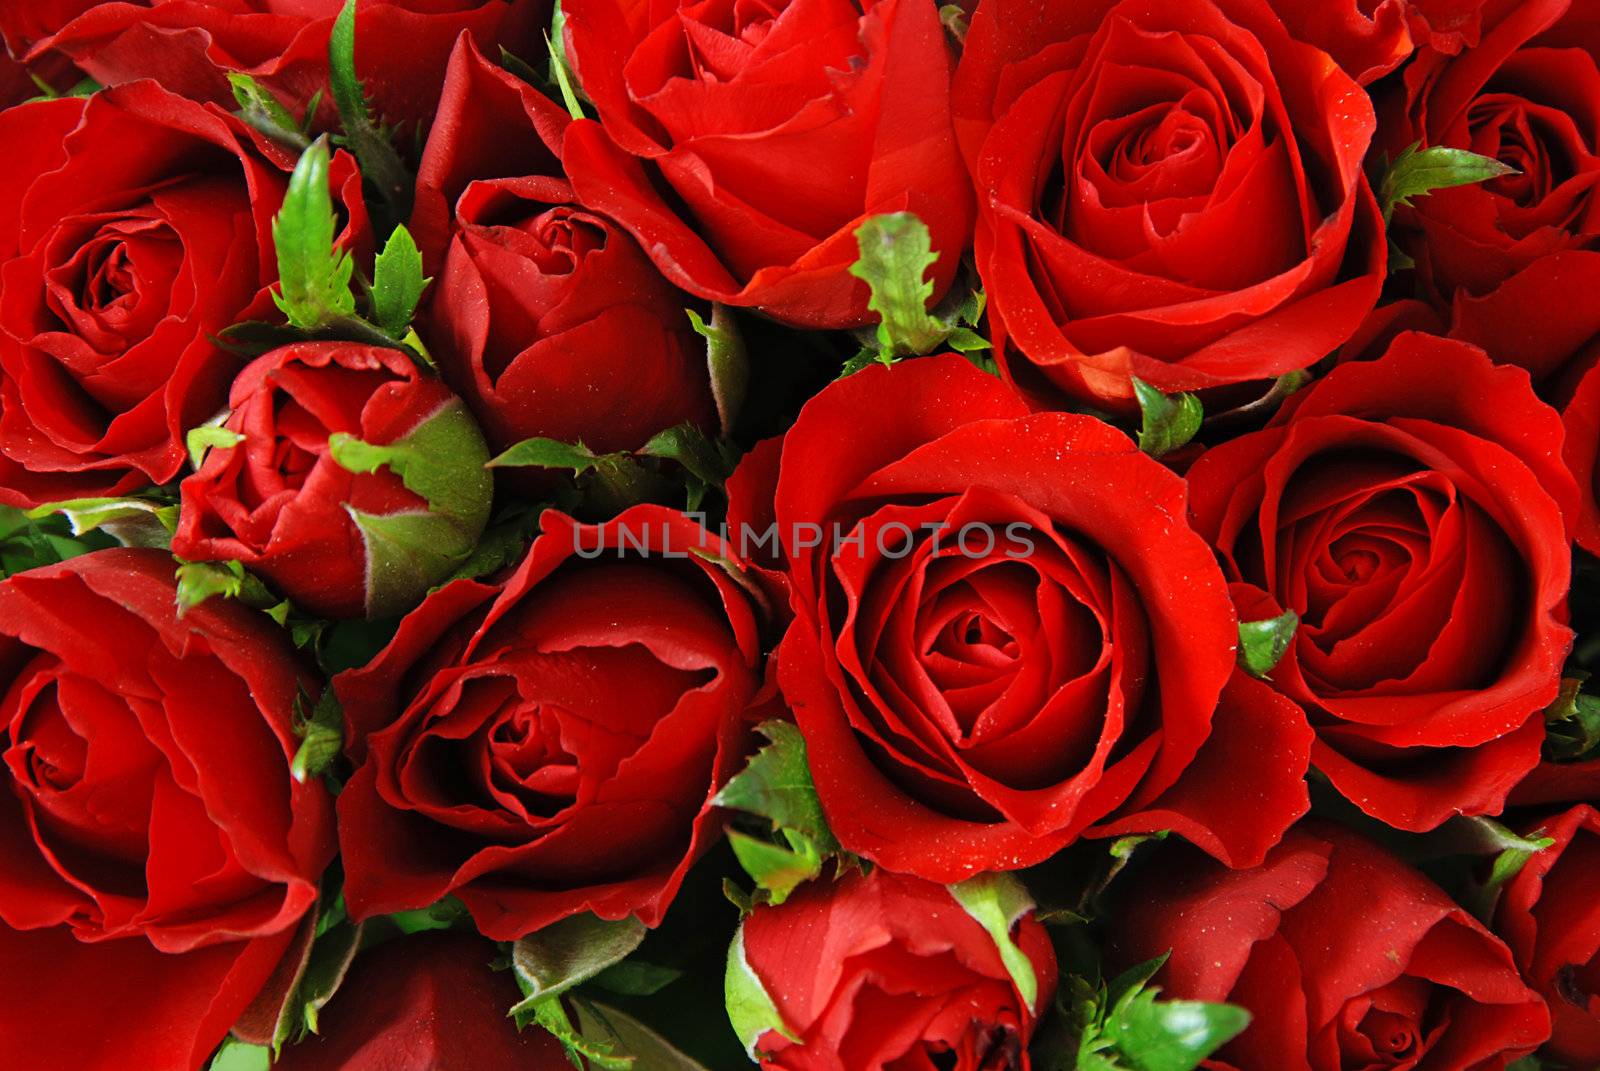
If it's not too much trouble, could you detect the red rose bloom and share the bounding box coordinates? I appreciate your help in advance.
[1187,333,1576,831]
[1108,824,1551,1071]
[738,355,1312,881]
[1391,0,1600,382]
[1274,0,1485,85]
[1495,805,1600,1068]
[557,0,973,329]
[0,84,284,508]
[731,869,1057,1069]
[0,548,335,1070]
[417,40,716,457]
[172,341,494,621]
[1563,356,1600,554]
[14,0,549,131]
[952,0,1385,410]
[275,932,570,1071]
[335,506,764,938]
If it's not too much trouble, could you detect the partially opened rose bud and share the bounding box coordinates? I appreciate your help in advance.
[173,341,492,620]
[727,869,1056,1069]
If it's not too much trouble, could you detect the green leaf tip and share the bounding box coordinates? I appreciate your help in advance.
[1381,142,1516,222]
[272,137,357,330]
[1238,609,1298,678]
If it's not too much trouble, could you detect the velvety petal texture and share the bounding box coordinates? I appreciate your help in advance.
[334,506,766,939]
[0,548,335,1069]
[953,0,1386,409]
[741,355,1309,880]
[1188,333,1575,830]
[559,0,973,328]
[740,868,1057,1070]
[1109,824,1551,1070]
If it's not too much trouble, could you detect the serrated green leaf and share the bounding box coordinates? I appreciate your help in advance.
[640,423,736,488]
[487,437,603,472]
[510,915,648,1014]
[290,687,343,784]
[186,423,244,471]
[370,224,428,337]
[175,559,246,612]
[1132,378,1203,458]
[1381,142,1516,221]
[848,213,949,358]
[727,829,825,906]
[1238,609,1298,678]
[573,1002,710,1070]
[725,924,799,1059]
[528,999,633,1070]
[713,721,838,851]
[228,73,309,151]
[1103,989,1250,1071]
[273,138,357,330]
[687,304,748,437]
[328,0,414,232]
[948,872,1040,1012]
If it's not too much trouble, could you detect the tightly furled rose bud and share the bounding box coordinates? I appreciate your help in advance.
[728,868,1057,1069]
[172,341,492,620]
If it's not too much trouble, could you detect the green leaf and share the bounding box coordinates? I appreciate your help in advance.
[848,213,949,358]
[290,686,343,784]
[1380,142,1516,221]
[545,28,584,120]
[187,423,245,471]
[591,961,684,998]
[25,497,178,548]
[1132,377,1203,458]
[175,559,246,612]
[640,423,736,489]
[528,999,633,1070]
[948,872,1041,1012]
[1103,989,1250,1071]
[687,305,749,437]
[488,437,603,472]
[1545,676,1600,762]
[272,137,357,330]
[510,914,648,1018]
[328,0,414,231]
[288,915,363,1042]
[389,895,469,935]
[839,348,899,378]
[228,73,310,150]
[713,721,838,851]
[727,829,826,907]
[725,924,799,1059]
[572,1002,711,1070]
[209,1040,270,1071]
[1238,609,1298,678]
[369,225,429,337]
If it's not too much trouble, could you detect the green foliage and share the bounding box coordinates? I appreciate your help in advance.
[369,225,429,337]
[715,721,841,905]
[724,925,799,1059]
[174,559,279,615]
[272,138,358,330]
[0,507,115,576]
[948,873,1041,1012]
[228,73,313,150]
[25,496,178,549]
[186,423,245,471]
[687,305,749,437]
[1131,378,1203,458]
[510,915,650,1068]
[290,686,343,784]
[1381,143,1516,221]
[1545,675,1600,762]
[1238,609,1299,678]
[328,0,414,231]
[1053,955,1251,1071]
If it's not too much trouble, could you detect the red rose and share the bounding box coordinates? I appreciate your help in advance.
[1274,0,1485,85]
[275,932,569,1071]
[730,869,1057,1069]
[417,40,716,457]
[1391,0,1600,371]
[953,0,1385,409]
[1563,356,1600,554]
[557,0,973,329]
[1107,823,1550,1071]
[172,341,493,620]
[1187,333,1576,830]
[0,548,336,1069]
[1495,805,1600,1067]
[335,506,764,938]
[739,355,1312,880]
[0,84,286,508]
[15,0,549,132]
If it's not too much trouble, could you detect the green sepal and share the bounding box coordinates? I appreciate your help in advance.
[848,213,949,358]
[273,137,357,330]
[948,872,1041,1012]
[187,423,245,471]
[727,828,826,907]
[687,304,749,437]
[290,686,343,784]
[1102,988,1251,1071]
[369,224,429,338]
[1238,610,1298,678]
[725,924,799,1059]
[174,559,280,615]
[1544,676,1600,763]
[1132,377,1203,458]
[228,73,311,150]
[1381,142,1516,222]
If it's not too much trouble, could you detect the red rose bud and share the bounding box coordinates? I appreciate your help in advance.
[953,0,1386,410]
[334,506,764,939]
[1495,805,1600,1068]
[1188,333,1577,831]
[559,0,973,329]
[11,0,550,132]
[741,355,1312,881]
[0,548,336,1070]
[173,341,493,621]
[275,932,570,1071]
[0,82,287,507]
[728,869,1056,1069]
[1108,824,1551,1071]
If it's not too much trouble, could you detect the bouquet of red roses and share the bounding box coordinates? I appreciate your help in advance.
[1,0,1598,1068]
